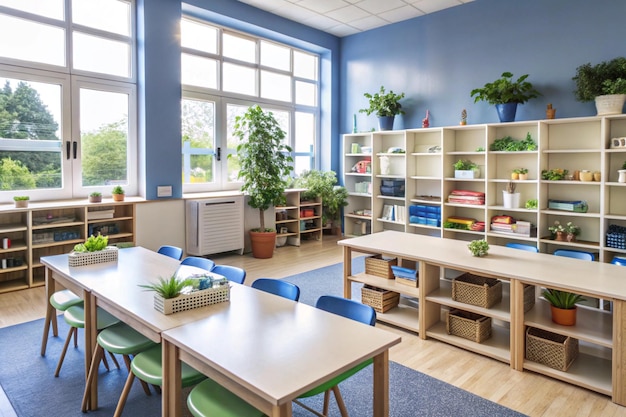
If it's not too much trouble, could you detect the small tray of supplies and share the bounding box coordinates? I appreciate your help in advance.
[390,265,418,287]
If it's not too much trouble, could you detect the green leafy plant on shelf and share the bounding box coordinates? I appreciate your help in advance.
[541,168,568,181]
[573,56,626,102]
[489,132,537,151]
[453,159,478,171]
[548,221,580,236]
[467,239,489,257]
[13,196,29,201]
[73,234,109,253]
[138,275,195,299]
[111,186,124,195]
[359,86,405,117]
[470,72,541,105]
[525,199,538,209]
[443,221,469,230]
[542,288,585,309]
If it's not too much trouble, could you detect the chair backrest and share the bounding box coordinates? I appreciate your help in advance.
[180,256,215,271]
[211,265,246,285]
[251,278,300,301]
[611,256,626,266]
[157,245,184,260]
[553,249,595,261]
[505,242,539,252]
[315,295,376,326]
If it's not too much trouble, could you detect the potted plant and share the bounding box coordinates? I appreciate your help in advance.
[13,196,29,208]
[502,181,520,208]
[232,105,293,259]
[359,86,405,131]
[111,185,125,202]
[467,239,489,257]
[69,234,118,266]
[573,57,626,115]
[525,198,538,210]
[139,275,195,299]
[470,71,541,122]
[548,221,580,242]
[88,192,102,203]
[453,159,480,179]
[517,168,529,180]
[619,160,626,183]
[542,288,585,326]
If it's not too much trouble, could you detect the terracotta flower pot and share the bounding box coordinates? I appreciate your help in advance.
[112,193,125,202]
[555,231,566,241]
[249,230,276,259]
[550,305,577,326]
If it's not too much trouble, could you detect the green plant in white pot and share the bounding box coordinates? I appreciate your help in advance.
[231,105,293,259]
[573,57,626,115]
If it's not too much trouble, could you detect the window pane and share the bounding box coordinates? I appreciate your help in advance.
[73,32,130,77]
[181,19,217,54]
[260,41,289,71]
[0,0,63,19]
[295,81,316,106]
[260,71,290,102]
[225,104,249,182]
[80,88,129,186]
[0,77,63,190]
[223,33,255,63]
[72,0,130,36]
[295,112,314,153]
[294,156,312,176]
[222,63,255,96]
[293,50,317,80]
[182,98,215,184]
[182,54,217,89]
[0,14,65,66]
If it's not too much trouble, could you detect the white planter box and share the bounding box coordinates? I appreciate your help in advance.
[68,246,118,267]
[154,285,230,315]
[454,169,480,179]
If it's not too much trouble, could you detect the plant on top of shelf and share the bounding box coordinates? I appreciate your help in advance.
[489,132,537,151]
[572,57,626,101]
[111,185,124,195]
[13,196,29,201]
[471,72,541,122]
[542,288,585,310]
[467,239,489,257]
[453,159,478,171]
[541,168,568,181]
[139,275,195,299]
[359,86,405,130]
[89,191,102,203]
[548,221,580,242]
[73,234,109,253]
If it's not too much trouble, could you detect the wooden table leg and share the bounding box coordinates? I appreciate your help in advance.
[372,350,390,417]
[612,299,626,405]
[40,267,57,356]
[85,293,97,410]
[343,246,352,300]
[163,339,182,417]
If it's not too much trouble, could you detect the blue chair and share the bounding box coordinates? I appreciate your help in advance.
[506,242,539,252]
[181,256,215,271]
[294,295,376,417]
[553,249,595,261]
[251,278,300,301]
[157,245,184,260]
[611,256,626,266]
[212,265,246,285]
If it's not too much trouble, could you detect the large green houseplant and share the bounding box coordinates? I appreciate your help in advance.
[573,56,626,115]
[232,105,293,258]
[470,71,540,122]
[359,86,405,131]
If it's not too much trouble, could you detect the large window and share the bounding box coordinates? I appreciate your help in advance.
[181,18,319,192]
[0,0,136,199]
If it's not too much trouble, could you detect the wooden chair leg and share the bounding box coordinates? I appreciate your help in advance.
[72,326,78,348]
[331,385,349,417]
[108,351,121,369]
[323,390,331,415]
[113,370,136,417]
[102,351,111,371]
[54,327,75,377]
[122,355,151,396]
[82,344,104,412]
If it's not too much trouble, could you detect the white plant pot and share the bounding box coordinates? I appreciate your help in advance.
[595,94,626,116]
[619,169,626,183]
[454,168,480,179]
[503,191,521,209]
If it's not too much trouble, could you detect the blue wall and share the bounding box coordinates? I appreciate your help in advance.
[341,0,626,132]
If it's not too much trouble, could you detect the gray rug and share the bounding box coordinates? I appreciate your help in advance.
[0,260,526,417]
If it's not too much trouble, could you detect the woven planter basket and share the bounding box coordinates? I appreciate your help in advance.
[365,255,397,279]
[154,285,230,315]
[525,327,579,371]
[361,285,399,313]
[68,246,118,267]
[446,309,492,343]
[452,273,502,309]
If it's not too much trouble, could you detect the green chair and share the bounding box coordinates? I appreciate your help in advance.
[55,305,120,377]
[187,379,265,417]
[113,344,206,417]
[81,322,158,411]
[41,289,84,356]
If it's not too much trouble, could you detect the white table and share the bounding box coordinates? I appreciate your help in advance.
[162,284,401,417]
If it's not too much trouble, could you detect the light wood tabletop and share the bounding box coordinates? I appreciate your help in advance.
[162,284,402,417]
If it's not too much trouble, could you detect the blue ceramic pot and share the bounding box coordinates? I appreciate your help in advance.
[378,116,395,130]
[496,103,518,123]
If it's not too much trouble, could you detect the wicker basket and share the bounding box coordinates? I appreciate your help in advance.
[452,273,502,309]
[525,327,579,371]
[365,255,397,279]
[446,309,492,343]
[154,285,230,315]
[523,284,536,313]
[361,285,400,313]
[68,246,118,267]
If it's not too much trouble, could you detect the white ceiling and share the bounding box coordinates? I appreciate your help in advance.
[237,0,474,37]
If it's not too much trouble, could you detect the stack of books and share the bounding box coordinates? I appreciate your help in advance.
[447,190,485,205]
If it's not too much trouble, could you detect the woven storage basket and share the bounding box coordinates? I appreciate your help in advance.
[361,285,399,313]
[523,284,536,313]
[452,273,502,309]
[525,327,579,371]
[446,309,492,343]
[68,246,118,267]
[365,255,397,279]
[154,285,230,315]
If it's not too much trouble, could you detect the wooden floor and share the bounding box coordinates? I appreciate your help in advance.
[1,236,625,417]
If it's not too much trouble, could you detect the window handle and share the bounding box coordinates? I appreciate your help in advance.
[73,141,77,159]
[217,147,221,161]
[66,141,71,160]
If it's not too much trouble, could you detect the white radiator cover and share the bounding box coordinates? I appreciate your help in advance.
[186,196,244,256]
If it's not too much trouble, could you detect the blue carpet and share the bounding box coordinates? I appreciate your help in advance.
[0,260,526,416]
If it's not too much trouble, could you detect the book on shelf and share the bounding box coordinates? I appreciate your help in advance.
[381,204,394,221]
[87,209,115,220]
